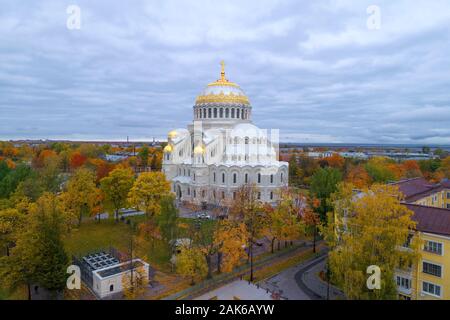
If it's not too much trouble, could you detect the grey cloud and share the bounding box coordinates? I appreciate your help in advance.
[0,0,449,144]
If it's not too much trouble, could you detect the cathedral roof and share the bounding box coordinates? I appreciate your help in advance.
[195,61,250,106]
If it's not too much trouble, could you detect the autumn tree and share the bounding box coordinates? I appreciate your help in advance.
[440,156,450,179]
[100,168,135,222]
[346,165,371,189]
[128,171,171,219]
[61,168,101,227]
[214,220,248,273]
[0,193,69,299]
[229,184,265,281]
[402,160,422,178]
[324,183,420,299]
[176,244,208,285]
[323,153,345,169]
[0,208,25,256]
[69,151,87,171]
[122,265,148,299]
[365,157,396,183]
[264,189,305,252]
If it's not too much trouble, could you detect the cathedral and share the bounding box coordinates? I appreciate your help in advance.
[162,62,288,205]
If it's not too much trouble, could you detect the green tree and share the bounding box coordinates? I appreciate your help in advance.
[138,146,149,168]
[0,164,32,199]
[157,195,178,242]
[310,167,342,221]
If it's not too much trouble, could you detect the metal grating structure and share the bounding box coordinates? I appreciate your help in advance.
[82,251,120,271]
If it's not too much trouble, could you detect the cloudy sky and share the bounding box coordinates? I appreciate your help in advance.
[1,0,450,144]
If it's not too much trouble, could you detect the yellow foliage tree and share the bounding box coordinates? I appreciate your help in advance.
[122,265,148,299]
[61,168,100,227]
[176,245,207,285]
[214,220,248,273]
[100,167,135,221]
[324,182,420,299]
[128,172,171,218]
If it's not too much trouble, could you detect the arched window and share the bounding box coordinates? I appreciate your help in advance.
[281,172,284,183]
[237,109,240,119]
[270,174,273,184]
[187,188,190,196]
[203,109,207,118]
[257,192,261,200]
[222,173,225,184]
[231,108,235,118]
[220,108,223,118]
[257,173,261,184]
[208,108,212,118]
[225,108,229,118]
[202,190,206,198]
[245,137,249,144]
[213,172,216,182]
[214,108,217,118]
[194,190,196,198]
[245,173,248,183]
[270,192,273,200]
[110,284,114,292]
[233,173,237,184]
[193,173,196,181]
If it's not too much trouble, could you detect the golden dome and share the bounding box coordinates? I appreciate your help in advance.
[163,144,173,153]
[193,144,204,154]
[168,130,178,139]
[195,61,250,105]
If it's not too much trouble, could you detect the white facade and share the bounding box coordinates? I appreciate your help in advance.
[92,259,149,299]
[162,63,288,204]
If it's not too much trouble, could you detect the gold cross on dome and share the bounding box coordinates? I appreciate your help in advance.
[220,60,225,80]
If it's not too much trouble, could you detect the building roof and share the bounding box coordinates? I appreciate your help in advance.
[406,203,450,236]
[391,177,450,203]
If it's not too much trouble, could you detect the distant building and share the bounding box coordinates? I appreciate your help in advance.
[307,151,334,159]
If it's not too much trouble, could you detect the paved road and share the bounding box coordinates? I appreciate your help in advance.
[295,254,345,300]
[258,251,327,300]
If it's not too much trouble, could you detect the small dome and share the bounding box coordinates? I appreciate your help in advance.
[193,144,204,154]
[168,130,178,139]
[230,123,264,138]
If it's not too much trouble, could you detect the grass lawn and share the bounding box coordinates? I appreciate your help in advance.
[64,218,172,270]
